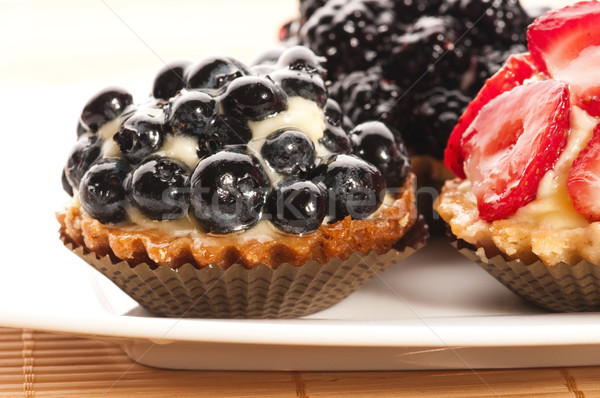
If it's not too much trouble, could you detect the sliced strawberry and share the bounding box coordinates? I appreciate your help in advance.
[567,124,600,221]
[443,53,539,179]
[462,80,570,222]
[527,1,600,116]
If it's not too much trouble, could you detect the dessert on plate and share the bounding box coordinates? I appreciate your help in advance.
[436,1,600,312]
[57,46,425,318]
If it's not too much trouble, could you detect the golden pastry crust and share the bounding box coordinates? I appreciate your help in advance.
[436,178,600,267]
[58,174,418,270]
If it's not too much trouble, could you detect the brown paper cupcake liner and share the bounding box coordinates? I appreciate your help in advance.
[449,234,600,312]
[61,218,427,319]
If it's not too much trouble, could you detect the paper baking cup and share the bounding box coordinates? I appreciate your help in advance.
[450,236,600,312]
[61,220,427,319]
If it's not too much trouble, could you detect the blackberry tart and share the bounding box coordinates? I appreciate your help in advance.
[57,47,424,318]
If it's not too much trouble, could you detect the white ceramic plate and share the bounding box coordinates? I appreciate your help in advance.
[2,222,600,371]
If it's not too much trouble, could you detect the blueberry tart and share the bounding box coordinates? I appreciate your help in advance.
[57,47,425,318]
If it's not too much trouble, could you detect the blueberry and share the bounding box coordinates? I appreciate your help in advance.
[320,121,352,154]
[276,45,326,75]
[350,121,410,187]
[64,134,102,190]
[79,159,130,224]
[266,179,326,234]
[197,115,252,159]
[185,56,248,91]
[190,149,270,234]
[269,69,327,107]
[321,154,386,221]
[113,113,164,164]
[80,87,133,132]
[166,90,218,137]
[261,129,315,175]
[221,76,287,121]
[130,157,190,221]
[152,59,191,100]
[323,98,344,127]
[62,168,73,196]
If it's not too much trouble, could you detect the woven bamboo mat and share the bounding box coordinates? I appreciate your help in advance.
[1,327,599,397]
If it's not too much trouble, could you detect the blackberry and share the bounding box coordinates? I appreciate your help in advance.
[328,67,408,133]
[350,121,411,187]
[261,129,316,175]
[190,149,270,234]
[394,0,443,23]
[64,134,102,190]
[165,90,218,137]
[299,0,395,78]
[221,76,287,121]
[382,15,469,91]
[464,43,527,96]
[320,154,386,221]
[80,87,133,133]
[130,157,190,221]
[299,0,328,24]
[79,158,130,224]
[440,0,530,48]
[197,115,252,159]
[266,179,326,235]
[409,87,470,158]
[152,59,191,100]
[185,55,248,91]
[113,113,164,164]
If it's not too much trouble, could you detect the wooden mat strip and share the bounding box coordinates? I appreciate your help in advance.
[0,327,599,397]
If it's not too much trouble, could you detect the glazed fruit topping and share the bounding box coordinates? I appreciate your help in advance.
[197,115,252,159]
[152,59,191,100]
[461,80,570,222]
[444,52,540,178]
[113,113,164,164]
[130,157,190,221]
[63,46,411,236]
[185,56,248,91]
[266,179,326,234]
[527,1,600,116]
[166,90,218,136]
[79,159,130,224]
[568,125,600,222]
[261,129,316,176]
[321,154,386,222]
[221,76,287,120]
[79,88,133,133]
[190,149,270,234]
[350,121,410,188]
[64,135,102,191]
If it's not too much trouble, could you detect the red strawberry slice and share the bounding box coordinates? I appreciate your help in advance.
[444,53,539,179]
[462,80,570,222]
[567,124,600,221]
[527,1,600,116]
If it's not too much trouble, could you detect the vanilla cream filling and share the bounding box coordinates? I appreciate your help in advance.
[73,95,396,237]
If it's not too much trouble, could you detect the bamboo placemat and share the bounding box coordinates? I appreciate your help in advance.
[1,327,599,397]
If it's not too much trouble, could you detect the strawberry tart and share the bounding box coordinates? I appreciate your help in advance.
[435,1,600,312]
